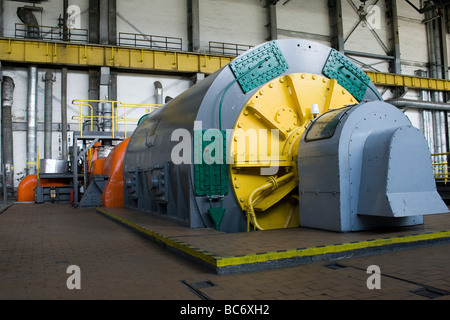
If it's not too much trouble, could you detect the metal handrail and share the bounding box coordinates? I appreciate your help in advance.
[15,23,88,43]
[118,32,182,51]
[115,103,160,138]
[72,99,161,139]
[431,152,450,184]
[208,41,253,56]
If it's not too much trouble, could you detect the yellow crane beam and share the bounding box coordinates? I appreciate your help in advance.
[0,38,449,92]
[365,71,450,92]
[0,37,232,74]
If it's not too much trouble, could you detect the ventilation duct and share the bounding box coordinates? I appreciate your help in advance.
[16,7,40,39]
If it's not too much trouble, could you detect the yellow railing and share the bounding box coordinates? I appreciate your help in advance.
[432,152,450,184]
[115,103,159,135]
[72,99,161,138]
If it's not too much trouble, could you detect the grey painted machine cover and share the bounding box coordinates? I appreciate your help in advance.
[298,101,448,232]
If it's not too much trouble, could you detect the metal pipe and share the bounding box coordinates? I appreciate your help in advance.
[424,2,445,161]
[0,62,3,204]
[61,67,68,160]
[154,81,163,105]
[43,71,53,159]
[99,66,110,131]
[388,98,450,111]
[416,69,434,152]
[27,66,38,175]
[425,8,438,100]
[430,5,447,160]
[2,76,14,194]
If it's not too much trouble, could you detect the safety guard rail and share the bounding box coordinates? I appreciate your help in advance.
[208,41,253,56]
[72,99,160,139]
[432,152,449,184]
[15,23,88,43]
[118,32,183,51]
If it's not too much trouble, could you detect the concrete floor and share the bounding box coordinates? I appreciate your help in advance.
[1,202,450,305]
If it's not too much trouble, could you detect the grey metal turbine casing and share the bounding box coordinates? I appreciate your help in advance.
[298,101,449,232]
[122,39,379,232]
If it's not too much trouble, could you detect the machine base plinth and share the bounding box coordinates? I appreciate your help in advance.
[96,207,450,275]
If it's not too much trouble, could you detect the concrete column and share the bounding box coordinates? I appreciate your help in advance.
[89,0,100,44]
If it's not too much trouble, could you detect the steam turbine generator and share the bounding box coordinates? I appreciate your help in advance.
[122,39,448,233]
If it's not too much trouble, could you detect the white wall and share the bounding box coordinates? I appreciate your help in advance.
[117,0,188,50]
[277,0,331,46]
[199,0,267,51]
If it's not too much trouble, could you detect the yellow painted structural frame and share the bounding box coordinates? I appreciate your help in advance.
[1,37,450,92]
[365,71,450,91]
[0,38,232,74]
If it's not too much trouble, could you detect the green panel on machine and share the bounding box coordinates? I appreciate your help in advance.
[193,130,229,196]
[323,49,371,101]
[229,41,289,94]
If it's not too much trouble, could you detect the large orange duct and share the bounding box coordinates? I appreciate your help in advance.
[17,174,70,202]
[100,137,130,207]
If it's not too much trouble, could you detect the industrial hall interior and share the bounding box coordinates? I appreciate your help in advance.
[1,0,450,302]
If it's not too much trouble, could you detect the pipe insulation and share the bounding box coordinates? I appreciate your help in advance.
[388,98,450,111]
[1,76,14,189]
[27,66,38,175]
[61,68,68,160]
[44,71,54,159]
[423,3,447,162]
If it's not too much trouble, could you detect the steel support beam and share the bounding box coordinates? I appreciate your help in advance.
[108,0,117,46]
[387,0,401,74]
[187,0,200,52]
[328,0,345,52]
[266,0,278,41]
[0,0,3,37]
[365,71,450,91]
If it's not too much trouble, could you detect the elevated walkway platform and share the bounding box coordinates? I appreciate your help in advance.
[96,207,450,275]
